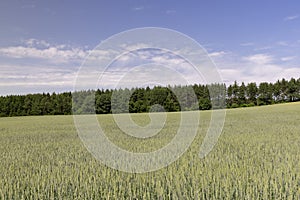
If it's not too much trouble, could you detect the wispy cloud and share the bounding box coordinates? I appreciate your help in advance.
[208,51,227,58]
[75,48,208,91]
[1,38,299,95]
[243,54,273,65]
[254,46,272,51]
[219,65,299,85]
[240,42,254,46]
[23,38,50,48]
[21,4,36,9]
[281,56,295,61]
[0,39,88,63]
[166,10,176,14]
[212,52,299,85]
[132,6,144,11]
[277,41,289,46]
[0,46,86,62]
[284,15,299,21]
[0,63,77,95]
[0,39,88,95]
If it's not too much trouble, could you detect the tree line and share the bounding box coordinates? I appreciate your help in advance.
[0,78,299,117]
[226,78,300,108]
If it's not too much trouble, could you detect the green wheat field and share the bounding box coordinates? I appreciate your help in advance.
[0,102,299,199]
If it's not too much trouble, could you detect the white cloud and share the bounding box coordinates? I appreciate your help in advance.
[21,4,36,9]
[0,40,88,63]
[277,41,289,46]
[240,42,254,46]
[81,48,209,90]
[243,54,273,65]
[23,38,50,48]
[208,51,227,58]
[166,10,176,14]
[254,46,272,51]
[284,15,299,21]
[211,52,300,85]
[281,56,296,61]
[132,6,144,11]
[1,38,299,95]
[219,65,293,85]
[0,63,77,95]
[120,43,150,51]
[0,39,90,95]
[98,64,195,89]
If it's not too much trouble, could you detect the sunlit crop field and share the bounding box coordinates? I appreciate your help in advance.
[0,102,299,199]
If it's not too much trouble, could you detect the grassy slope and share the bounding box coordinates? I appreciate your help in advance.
[0,102,299,199]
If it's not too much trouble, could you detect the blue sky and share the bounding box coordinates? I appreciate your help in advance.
[0,0,300,95]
